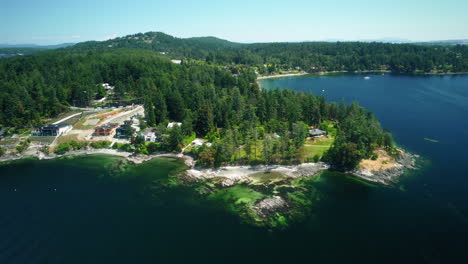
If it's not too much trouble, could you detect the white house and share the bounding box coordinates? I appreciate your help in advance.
[142,131,158,142]
[102,83,114,91]
[167,122,182,128]
[171,60,182,64]
[190,138,212,147]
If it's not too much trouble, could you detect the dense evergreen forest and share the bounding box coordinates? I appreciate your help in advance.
[2,31,462,168]
[71,32,468,73]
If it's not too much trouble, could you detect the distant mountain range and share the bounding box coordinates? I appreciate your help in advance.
[1,36,467,50]
[413,39,468,45]
[318,38,468,44]
[0,43,76,49]
[0,43,76,58]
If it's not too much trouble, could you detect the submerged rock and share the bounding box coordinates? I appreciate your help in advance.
[253,196,288,218]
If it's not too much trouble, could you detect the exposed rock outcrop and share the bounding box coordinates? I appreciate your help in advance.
[352,151,419,185]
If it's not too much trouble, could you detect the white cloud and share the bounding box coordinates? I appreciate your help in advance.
[31,35,81,40]
[99,34,117,41]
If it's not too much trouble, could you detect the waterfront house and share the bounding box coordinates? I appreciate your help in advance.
[32,123,72,137]
[309,129,327,138]
[142,130,158,142]
[93,123,119,136]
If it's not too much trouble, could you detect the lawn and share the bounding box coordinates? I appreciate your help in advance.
[306,136,334,146]
[55,134,80,145]
[304,135,334,160]
[29,136,55,145]
[46,110,82,125]
[304,145,329,159]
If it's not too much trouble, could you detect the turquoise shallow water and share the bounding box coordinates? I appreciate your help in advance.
[1,74,468,263]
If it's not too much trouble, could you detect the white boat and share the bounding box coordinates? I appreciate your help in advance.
[364,76,371,80]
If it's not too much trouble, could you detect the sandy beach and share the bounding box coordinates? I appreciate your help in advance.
[256,72,308,80]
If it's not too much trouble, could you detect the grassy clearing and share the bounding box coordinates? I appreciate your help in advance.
[303,134,334,161]
[306,136,333,146]
[73,118,97,130]
[29,136,55,145]
[56,134,80,145]
[45,110,82,125]
[304,145,329,158]
[19,130,31,137]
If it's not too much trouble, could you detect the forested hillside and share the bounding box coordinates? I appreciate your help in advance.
[2,31,454,168]
[71,32,468,73]
[0,45,392,168]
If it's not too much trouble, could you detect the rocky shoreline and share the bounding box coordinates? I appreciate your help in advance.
[0,148,195,167]
[351,151,419,185]
[1,147,417,187]
[0,148,419,228]
[183,162,329,187]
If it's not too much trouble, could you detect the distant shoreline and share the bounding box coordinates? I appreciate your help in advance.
[257,70,468,81]
[256,72,309,80]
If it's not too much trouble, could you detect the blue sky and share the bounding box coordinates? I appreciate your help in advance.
[1,0,467,45]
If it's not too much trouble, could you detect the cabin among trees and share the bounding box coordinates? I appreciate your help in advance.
[309,128,327,138]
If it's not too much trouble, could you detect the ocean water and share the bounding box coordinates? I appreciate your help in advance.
[1,74,468,263]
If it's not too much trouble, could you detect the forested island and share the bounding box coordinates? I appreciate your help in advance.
[0,32,458,227]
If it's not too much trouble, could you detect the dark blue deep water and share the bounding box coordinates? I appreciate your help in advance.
[1,74,468,263]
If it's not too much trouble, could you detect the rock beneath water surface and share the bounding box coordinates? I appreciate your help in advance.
[253,196,288,218]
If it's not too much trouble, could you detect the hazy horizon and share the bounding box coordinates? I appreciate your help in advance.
[2,0,468,45]
[2,34,468,47]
